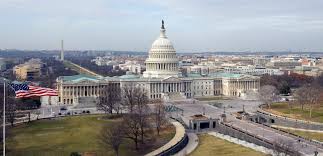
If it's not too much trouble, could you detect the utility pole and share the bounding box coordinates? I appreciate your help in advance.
[3,79,6,156]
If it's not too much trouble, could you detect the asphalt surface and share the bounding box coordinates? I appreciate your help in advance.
[171,100,323,155]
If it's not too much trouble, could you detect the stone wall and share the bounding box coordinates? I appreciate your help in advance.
[157,134,188,156]
[214,121,300,156]
[145,121,188,156]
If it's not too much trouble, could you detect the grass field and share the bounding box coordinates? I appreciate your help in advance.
[264,102,323,123]
[7,115,175,156]
[63,61,79,71]
[189,134,266,156]
[277,128,323,142]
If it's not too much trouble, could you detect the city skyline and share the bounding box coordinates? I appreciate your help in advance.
[1,0,323,52]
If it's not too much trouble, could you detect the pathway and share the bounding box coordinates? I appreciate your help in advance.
[174,133,199,156]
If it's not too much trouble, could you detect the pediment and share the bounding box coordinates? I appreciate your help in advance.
[237,75,255,80]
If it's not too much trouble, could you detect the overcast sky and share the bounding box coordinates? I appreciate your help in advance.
[1,0,323,52]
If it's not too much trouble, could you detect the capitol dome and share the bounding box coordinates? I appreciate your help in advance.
[143,20,181,78]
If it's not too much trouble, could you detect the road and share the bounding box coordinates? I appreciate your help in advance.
[172,100,323,155]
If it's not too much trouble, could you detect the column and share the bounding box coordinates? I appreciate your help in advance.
[158,83,160,93]
[153,83,154,93]
[248,81,250,89]
[89,86,91,95]
[72,86,75,98]
[247,81,249,90]
[162,83,164,92]
[172,83,174,92]
[178,83,180,92]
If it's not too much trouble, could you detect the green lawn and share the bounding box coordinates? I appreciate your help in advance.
[63,61,82,74]
[265,102,323,123]
[7,115,175,156]
[278,128,323,142]
[189,134,266,156]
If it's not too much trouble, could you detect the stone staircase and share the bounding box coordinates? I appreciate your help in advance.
[169,92,187,101]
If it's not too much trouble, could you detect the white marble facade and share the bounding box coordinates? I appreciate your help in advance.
[56,21,260,105]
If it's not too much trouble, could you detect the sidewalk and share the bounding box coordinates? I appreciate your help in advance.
[174,132,199,156]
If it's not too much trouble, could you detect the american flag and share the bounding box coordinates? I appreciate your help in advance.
[10,83,58,98]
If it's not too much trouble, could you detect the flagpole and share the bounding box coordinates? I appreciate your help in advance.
[3,80,6,156]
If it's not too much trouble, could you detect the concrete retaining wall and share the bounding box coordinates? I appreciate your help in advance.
[145,121,188,156]
[254,109,323,131]
[214,121,300,156]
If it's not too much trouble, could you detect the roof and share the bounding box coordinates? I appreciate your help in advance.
[186,73,203,78]
[60,74,99,82]
[119,74,140,79]
[190,114,209,120]
[211,73,243,78]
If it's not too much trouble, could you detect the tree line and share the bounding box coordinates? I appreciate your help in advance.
[259,73,323,118]
[68,57,126,77]
[260,73,314,95]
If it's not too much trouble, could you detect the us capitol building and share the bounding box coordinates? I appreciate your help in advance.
[56,21,260,106]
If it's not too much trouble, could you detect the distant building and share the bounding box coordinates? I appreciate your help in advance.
[293,66,321,77]
[268,61,302,69]
[253,58,270,67]
[119,61,144,74]
[231,58,254,65]
[13,59,43,80]
[223,66,284,76]
[0,58,6,71]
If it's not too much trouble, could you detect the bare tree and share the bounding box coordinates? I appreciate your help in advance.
[123,114,141,150]
[133,89,150,143]
[259,85,278,109]
[97,85,121,114]
[99,123,125,156]
[122,83,152,147]
[307,85,321,118]
[153,100,167,135]
[294,86,310,110]
[122,83,142,113]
